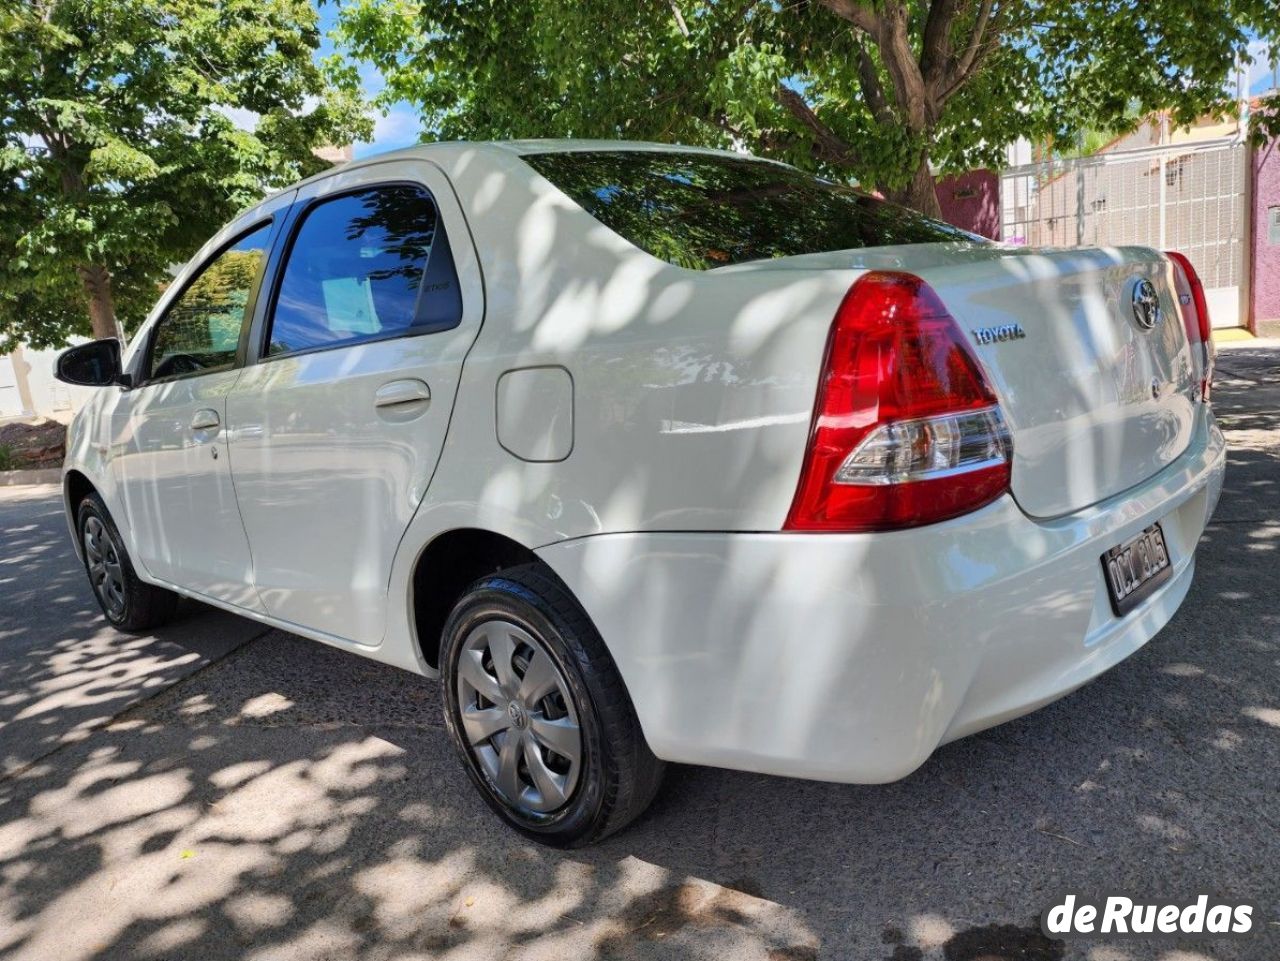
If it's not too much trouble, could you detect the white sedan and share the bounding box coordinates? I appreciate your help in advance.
[56,141,1225,846]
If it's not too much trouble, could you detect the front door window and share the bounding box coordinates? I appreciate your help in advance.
[147,224,271,381]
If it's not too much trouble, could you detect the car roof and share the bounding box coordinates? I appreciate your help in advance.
[490,139,747,158]
[247,139,761,218]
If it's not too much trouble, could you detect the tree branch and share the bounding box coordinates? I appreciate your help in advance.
[668,1,690,37]
[816,0,881,36]
[817,0,931,131]
[855,43,893,125]
[775,85,862,167]
[877,1,932,128]
[921,0,964,86]
[937,0,999,102]
[710,111,805,165]
[952,0,997,80]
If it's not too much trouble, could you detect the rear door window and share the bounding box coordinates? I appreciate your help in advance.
[266,184,462,357]
[523,150,981,270]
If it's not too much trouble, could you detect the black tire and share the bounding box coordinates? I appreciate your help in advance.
[441,563,664,847]
[76,493,178,633]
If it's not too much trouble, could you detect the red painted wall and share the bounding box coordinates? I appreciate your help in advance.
[935,169,1001,240]
[1252,138,1280,335]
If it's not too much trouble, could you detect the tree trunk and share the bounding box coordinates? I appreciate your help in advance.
[888,153,943,219]
[78,264,124,342]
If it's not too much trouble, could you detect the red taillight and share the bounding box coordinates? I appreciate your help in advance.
[784,271,1013,532]
[1165,250,1213,402]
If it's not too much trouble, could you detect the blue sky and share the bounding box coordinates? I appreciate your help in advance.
[313,3,420,158]
[1248,36,1280,96]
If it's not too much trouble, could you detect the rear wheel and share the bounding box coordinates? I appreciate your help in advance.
[441,564,664,846]
[77,493,178,632]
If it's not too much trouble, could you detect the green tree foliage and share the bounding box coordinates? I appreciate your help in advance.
[336,0,1279,217]
[0,0,373,349]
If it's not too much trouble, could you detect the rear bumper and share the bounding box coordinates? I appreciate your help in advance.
[536,412,1226,783]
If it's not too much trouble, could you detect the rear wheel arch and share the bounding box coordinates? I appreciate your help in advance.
[411,527,558,670]
[439,561,665,845]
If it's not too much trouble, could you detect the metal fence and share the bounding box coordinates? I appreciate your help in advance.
[1000,138,1249,328]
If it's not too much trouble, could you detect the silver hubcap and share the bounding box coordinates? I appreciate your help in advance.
[455,619,582,814]
[82,516,125,619]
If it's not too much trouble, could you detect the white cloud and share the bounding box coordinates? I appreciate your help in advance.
[215,104,260,131]
[1247,38,1278,95]
[358,61,388,96]
[352,103,421,159]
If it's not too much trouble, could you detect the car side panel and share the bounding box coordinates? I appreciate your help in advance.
[62,191,298,583]
[112,367,262,610]
[224,159,485,648]
[534,411,1225,782]
[389,148,843,542]
[376,147,848,669]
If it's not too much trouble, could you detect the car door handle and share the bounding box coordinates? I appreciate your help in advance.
[190,408,221,431]
[374,379,431,409]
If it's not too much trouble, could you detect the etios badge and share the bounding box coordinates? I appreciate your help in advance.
[1131,278,1162,330]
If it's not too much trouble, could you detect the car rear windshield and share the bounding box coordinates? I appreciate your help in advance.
[522,150,982,270]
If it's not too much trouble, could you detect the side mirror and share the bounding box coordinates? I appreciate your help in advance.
[55,339,131,388]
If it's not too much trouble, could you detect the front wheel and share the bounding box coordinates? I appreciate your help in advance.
[441,564,664,847]
[77,493,178,633]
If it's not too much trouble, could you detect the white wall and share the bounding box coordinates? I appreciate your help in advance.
[0,344,94,420]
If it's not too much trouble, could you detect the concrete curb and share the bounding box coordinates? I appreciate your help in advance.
[0,468,60,487]
[1217,336,1280,350]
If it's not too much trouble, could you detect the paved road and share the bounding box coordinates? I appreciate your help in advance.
[1,345,1277,961]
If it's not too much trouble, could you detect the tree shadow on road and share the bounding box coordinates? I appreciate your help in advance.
[0,487,263,777]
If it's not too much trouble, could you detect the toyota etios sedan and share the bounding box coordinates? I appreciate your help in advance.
[58,141,1224,846]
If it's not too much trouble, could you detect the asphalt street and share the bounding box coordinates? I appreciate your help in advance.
[0,343,1277,961]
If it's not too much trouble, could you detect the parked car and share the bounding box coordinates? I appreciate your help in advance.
[57,141,1225,846]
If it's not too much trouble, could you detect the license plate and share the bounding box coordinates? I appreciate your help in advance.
[1102,523,1172,617]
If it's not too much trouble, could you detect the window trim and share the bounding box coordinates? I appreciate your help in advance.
[138,219,275,388]
[256,181,463,364]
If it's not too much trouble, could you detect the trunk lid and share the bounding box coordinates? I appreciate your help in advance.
[723,243,1198,519]
[911,244,1197,518]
